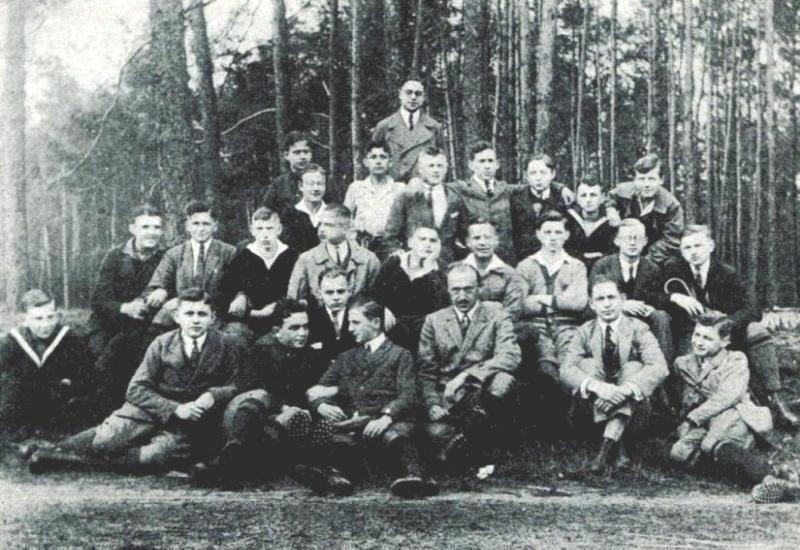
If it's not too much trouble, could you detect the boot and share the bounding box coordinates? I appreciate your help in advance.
[28,448,91,474]
[589,438,618,475]
[390,476,440,498]
[768,393,800,430]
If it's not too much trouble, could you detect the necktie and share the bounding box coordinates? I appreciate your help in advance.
[408,112,415,131]
[625,265,633,283]
[331,312,341,339]
[194,242,206,285]
[334,246,342,267]
[694,270,704,291]
[459,314,470,337]
[485,180,494,198]
[602,325,620,381]
[190,337,201,368]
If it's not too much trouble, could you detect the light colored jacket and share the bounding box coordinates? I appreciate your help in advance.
[371,110,443,181]
[287,241,380,303]
[516,253,588,317]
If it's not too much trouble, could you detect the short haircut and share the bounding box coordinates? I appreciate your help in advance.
[419,145,446,160]
[576,174,603,190]
[363,139,391,156]
[447,262,480,282]
[468,140,494,160]
[410,224,441,239]
[401,76,424,89]
[251,206,280,224]
[301,163,326,178]
[318,265,349,286]
[272,298,308,329]
[616,218,647,237]
[21,289,54,312]
[526,153,555,171]
[176,287,212,307]
[128,203,162,224]
[284,131,311,152]
[681,224,712,240]
[590,276,621,296]
[184,200,215,220]
[537,210,568,230]
[695,311,734,340]
[350,297,385,329]
[633,153,661,175]
[322,203,351,221]
[467,218,498,235]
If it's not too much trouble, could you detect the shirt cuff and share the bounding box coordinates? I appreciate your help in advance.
[622,383,644,402]
[579,378,593,399]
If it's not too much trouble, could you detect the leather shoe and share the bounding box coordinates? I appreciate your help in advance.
[390,476,440,498]
[293,465,353,496]
[589,438,618,475]
[768,393,800,430]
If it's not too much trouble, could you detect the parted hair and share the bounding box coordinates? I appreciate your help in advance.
[323,203,351,221]
[128,204,162,224]
[318,265,349,286]
[21,289,54,312]
[468,140,494,160]
[284,131,311,152]
[526,153,555,171]
[184,200,216,220]
[272,298,309,329]
[633,153,661,175]
[467,218,498,235]
[176,287,213,307]
[589,276,621,296]
[350,297,385,329]
[301,163,326,178]
[616,218,647,237]
[537,209,568,230]
[681,224,712,240]
[251,206,280,224]
[363,139,391,156]
[695,311,734,340]
[419,145,447,160]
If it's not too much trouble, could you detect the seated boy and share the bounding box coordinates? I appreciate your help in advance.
[87,204,165,356]
[29,289,244,474]
[516,211,588,383]
[210,299,332,480]
[607,153,684,266]
[561,278,668,474]
[280,164,327,253]
[565,177,616,271]
[218,207,299,343]
[144,200,237,327]
[288,204,380,304]
[344,140,407,259]
[669,313,798,500]
[0,290,93,440]
[305,299,438,498]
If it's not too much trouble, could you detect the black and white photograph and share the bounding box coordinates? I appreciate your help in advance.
[1,0,800,547]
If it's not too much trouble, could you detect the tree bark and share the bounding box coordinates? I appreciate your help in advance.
[328,0,341,194]
[187,0,223,203]
[574,2,589,181]
[411,0,424,75]
[2,0,30,310]
[646,0,658,153]
[463,0,492,151]
[609,0,618,184]
[519,0,532,161]
[272,0,288,166]
[534,0,557,154]
[764,0,778,306]
[747,61,763,296]
[681,0,697,222]
[667,1,676,193]
[351,0,363,181]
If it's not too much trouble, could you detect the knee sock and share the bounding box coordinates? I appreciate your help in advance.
[58,427,98,454]
[713,442,772,484]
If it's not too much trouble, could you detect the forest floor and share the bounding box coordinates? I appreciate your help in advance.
[1,316,800,548]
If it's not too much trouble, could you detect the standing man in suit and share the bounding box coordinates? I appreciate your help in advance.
[607,153,684,266]
[262,131,316,215]
[591,219,674,365]
[561,278,668,474]
[384,146,467,264]
[288,204,380,304]
[418,264,521,466]
[662,225,799,429]
[372,79,443,182]
[30,289,244,474]
[144,200,237,326]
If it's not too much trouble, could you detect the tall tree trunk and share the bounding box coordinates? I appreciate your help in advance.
[534,0,557,154]
[328,0,341,194]
[519,0,532,161]
[187,0,223,203]
[646,0,658,153]
[764,0,778,306]
[463,0,492,152]
[791,2,800,304]
[574,2,589,181]
[719,1,740,259]
[667,2,676,193]
[609,0,618,184]
[60,183,70,310]
[703,2,715,229]
[272,0,288,165]
[149,0,196,239]
[747,64,763,297]
[2,0,30,310]
[351,0,363,181]
[594,11,605,185]
[411,0,424,74]
[681,0,697,222]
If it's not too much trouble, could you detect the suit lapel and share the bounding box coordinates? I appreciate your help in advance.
[443,308,464,347]
[459,304,488,354]
[589,321,603,362]
[179,242,194,290]
[203,241,222,287]
[617,316,633,365]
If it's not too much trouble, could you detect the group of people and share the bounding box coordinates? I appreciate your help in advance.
[2,79,800,503]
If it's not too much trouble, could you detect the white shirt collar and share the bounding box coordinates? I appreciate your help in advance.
[693,260,711,282]
[471,175,495,193]
[619,256,640,278]
[532,250,570,275]
[247,240,289,269]
[597,316,622,335]
[326,307,346,329]
[191,238,212,254]
[401,107,418,128]
[295,200,326,227]
[325,241,349,262]
[181,331,208,357]
[365,333,387,353]
[463,253,506,275]
[529,187,551,200]
[453,303,478,323]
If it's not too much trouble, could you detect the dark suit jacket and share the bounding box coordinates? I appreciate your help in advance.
[590,254,664,308]
[125,328,243,425]
[146,239,237,310]
[307,303,358,362]
[372,110,443,181]
[661,257,760,336]
[383,183,467,265]
[262,171,300,215]
[509,182,570,260]
[418,302,521,409]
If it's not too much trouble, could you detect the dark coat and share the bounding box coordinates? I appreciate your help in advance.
[590,253,664,308]
[564,209,617,270]
[262,171,302,216]
[307,302,358,362]
[509,182,570,261]
[280,207,321,253]
[451,178,518,264]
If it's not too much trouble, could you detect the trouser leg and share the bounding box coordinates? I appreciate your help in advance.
[713,441,772,485]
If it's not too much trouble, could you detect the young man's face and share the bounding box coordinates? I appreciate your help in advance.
[363,147,390,177]
[416,153,447,186]
[590,282,623,323]
[317,210,347,244]
[399,80,425,112]
[175,299,214,339]
[299,172,326,203]
[680,233,715,267]
[285,140,312,173]
[615,225,647,258]
[466,223,498,260]
[633,166,663,199]
[185,212,217,243]
[576,184,603,215]
[536,221,569,254]
[526,160,555,192]
[409,227,440,259]
[691,323,728,358]
[469,148,499,182]
[348,308,381,344]
[129,215,163,251]
[250,215,282,250]
[448,270,479,313]
[319,275,350,313]
[275,311,310,349]
[24,302,60,340]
